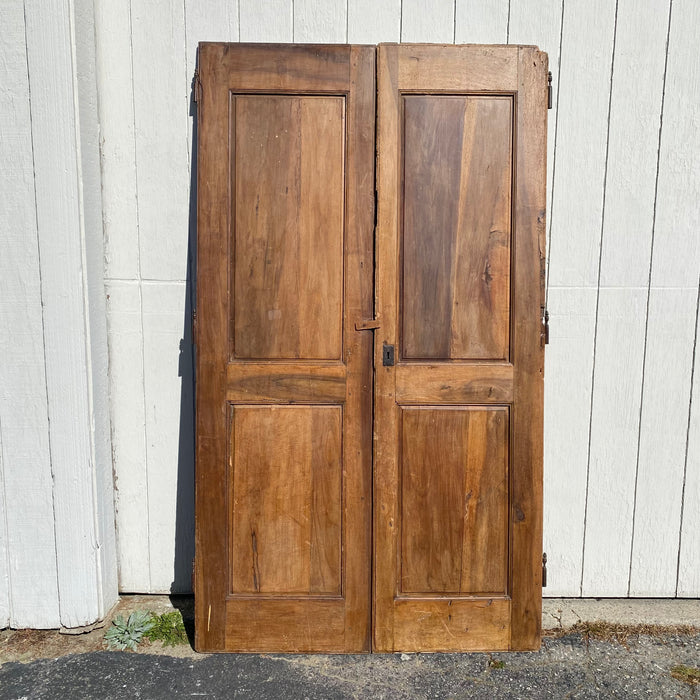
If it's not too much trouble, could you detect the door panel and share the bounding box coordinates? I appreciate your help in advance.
[233,95,345,360]
[400,406,509,596]
[374,44,547,652]
[195,44,375,653]
[230,405,342,595]
[402,95,512,360]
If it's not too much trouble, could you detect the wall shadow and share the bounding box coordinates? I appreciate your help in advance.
[171,63,198,597]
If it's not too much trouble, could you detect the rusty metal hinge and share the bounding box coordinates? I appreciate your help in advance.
[547,71,553,110]
[192,308,198,345]
[542,552,548,588]
[541,309,550,346]
[193,69,202,104]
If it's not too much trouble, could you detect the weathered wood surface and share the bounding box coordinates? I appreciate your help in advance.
[402,95,511,361]
[373,44,546,652]
[400,408,509,595]
[195,43,374,652]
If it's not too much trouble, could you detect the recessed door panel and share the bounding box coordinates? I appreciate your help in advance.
[230,405,342,596]
[402,96,512,361]
[233,95,345,360]
[400,406,509,596]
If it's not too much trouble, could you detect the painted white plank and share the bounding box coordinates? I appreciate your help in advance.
[508,0,562,253]
[0,423,10,628]
[598,0,670,288]
[678,294,700,597]
[0,0,60,629]
[74,0,119,619]
[581,0,671,599]
[582,288,647,596]
[131,0,190,281]
[454,0,508,44]
[630,287,697,596]
[547,0,617,288]
[651,0,700,290]
[94,0,139,280]
[294,0,346,42]
[106,282,150,593]
[142,283,195,593]
[631,0,700,597]
[240,0,292,42]
[543,287,597,596]
[347,0,400,43]
[401,0,454,42]
[25,0,106,628]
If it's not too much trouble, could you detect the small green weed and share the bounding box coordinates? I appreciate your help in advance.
[670,664,700,686]
[488,659,505,669]
[143,611,188,647]
[104,611,154,651]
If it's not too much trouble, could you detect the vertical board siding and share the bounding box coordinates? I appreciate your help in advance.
[106,282,150,592]
[24,0,105,627]
[678,307,700,596]
[94,0,140,280]
[454,0,509,44]
[582,0,671,598]
[348,0,401,43]
[142,282,194,593]
[0,426,9,627]
[294,0,347,42]
[131,0,190,281]
[630,0,700,597]
[0,0,60,628]
[542,0,617,597]
[542,287,597,596]
[87,0,700,598]
[240,0,292,42]
[401,0,454,42]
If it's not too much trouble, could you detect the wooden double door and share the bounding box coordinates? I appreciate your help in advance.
[195,43,547,653]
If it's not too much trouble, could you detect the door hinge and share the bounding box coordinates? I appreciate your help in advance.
[192,308,198,345]
[193,69,202,104]
[547,71,553,110]
[191,557,196,591]
[541,309,550,346]
[542,552,548,588]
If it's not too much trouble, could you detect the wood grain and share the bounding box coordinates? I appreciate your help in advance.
[400,408,508,595]
[230,406,342,595]
[196,43,374,652]
[509,47,547,650]
[402,95,512,360]
[226,363,346,403]
[374,43,546,652]
[391,598,510,652]
[395,364,513,404]
[233,95,344,360]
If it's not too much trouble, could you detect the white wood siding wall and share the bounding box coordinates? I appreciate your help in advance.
[0,0,118,629]
[97,0,699,598]
[2,0,698,617]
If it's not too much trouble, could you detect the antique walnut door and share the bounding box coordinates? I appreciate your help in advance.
[194,44,375,652]
[196,42,546,653]
[372,45,547,652]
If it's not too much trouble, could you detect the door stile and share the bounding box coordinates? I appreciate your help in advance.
[509,46,547,650]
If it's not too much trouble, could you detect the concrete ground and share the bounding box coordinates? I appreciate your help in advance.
[1,597,699,699]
